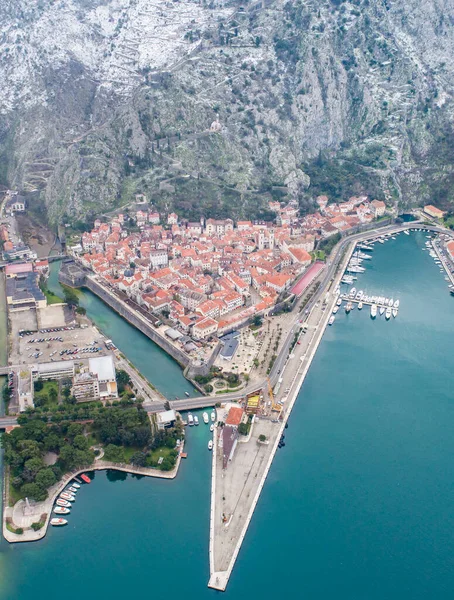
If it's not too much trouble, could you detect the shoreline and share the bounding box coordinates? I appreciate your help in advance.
[3,445,185,544]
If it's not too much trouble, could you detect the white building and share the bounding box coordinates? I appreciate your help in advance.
[88,355,118,399]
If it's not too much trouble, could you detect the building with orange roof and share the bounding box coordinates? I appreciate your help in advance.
[225,406,245,427]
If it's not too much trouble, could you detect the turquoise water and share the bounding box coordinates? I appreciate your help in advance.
[1,232,454,599]
[47,262,195,398]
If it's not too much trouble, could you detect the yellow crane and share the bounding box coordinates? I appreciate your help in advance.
[267,377,282,413]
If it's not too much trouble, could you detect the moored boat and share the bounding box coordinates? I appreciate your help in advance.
[50,518,68,526]
[60,492,75,502]
[328,316,335,326]
[56,499,71,508]
[332,306,339,315]
[358,301,363,310]
[371,304,377,318]
[80,474,91,484]
[345,302,352,313]
[188,413,194,426]
[379,306,385,316]
[385,307,392,320]
[210,424,214,432]
[71,482,81,489]
[394,299,400,308]
[194,415,199,426]
[67,486,78,494]
[203,412,209,424]
[392,308,398,318]
[211,411,216,422]
[54,507,70,515]
[208,440,213,451]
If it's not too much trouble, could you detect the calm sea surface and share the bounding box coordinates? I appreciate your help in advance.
[1,231,454,599]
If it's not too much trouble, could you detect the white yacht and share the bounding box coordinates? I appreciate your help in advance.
[358,301,363,310]
[203,412,209,424]
[379,306,385,316]
[210,424,214,432]
[208,440,213,451]
[392,308,398,318]
[404,230,410,235]
[50,518,68,527]
[328,316,336,326]
[332,306,339,315]
[336,298,342,306]
[371,304,377,318]
[188,413,194,426]
[211,411,216,422]
[194,415,199,426]
[385,307,392,320]
[394,299,400,308]
[389,298,394,307]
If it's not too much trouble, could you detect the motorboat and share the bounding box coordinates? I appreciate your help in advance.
[379,306,385,316]
[71,482,81,489]
[56,499,71,508]
[208,440,213,451]
[54,507,70,515]
[328,316,335,326]
[345,302,352,313]
[50,518,68,526]
[385,307,392,320]
[80,474,91,484]
[67,486,78,494]
[358,301,363,310]
[394,299,400,308]
[203,412,209,424]
[370,304,377,318]
[336,298,342,306]
[188,413,194,426]
[210,424,214,432]
[332,306,339,315]
[60,493,75,502]
[211,411,216,422]
[194,415,199,426]
[392,308,398,318]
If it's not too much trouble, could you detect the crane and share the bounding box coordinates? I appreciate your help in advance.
[267,376,282,413]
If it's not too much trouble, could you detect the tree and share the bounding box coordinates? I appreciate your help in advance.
[253,315,263,327]
[48,387,58,404]
[35,468,57,489]
[62,386,71,401]
[76,306,86,315]
[258,434,267,442]
[130,451,147,467]
[62,285,79,307]
[73,434,89,451]
[104,444,126,463]
[116,369,132,393]
[67,423,83,438]
[238,423,249,436]
[20,483,48,502]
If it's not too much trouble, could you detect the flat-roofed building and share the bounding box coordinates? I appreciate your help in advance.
[88,355,118,399]
[33,360,75,381]
[157,409,177,429]
[72,371,100,402]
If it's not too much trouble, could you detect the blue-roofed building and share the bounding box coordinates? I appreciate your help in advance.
[219,331,240,361]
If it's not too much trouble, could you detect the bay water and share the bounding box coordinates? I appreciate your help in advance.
[1,231,453,599]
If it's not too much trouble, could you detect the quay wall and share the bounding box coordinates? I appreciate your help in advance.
[83,277,191,369]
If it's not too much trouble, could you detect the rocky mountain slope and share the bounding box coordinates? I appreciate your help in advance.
[1,0,454,224]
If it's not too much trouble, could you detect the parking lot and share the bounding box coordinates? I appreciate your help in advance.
[16,323,111,365]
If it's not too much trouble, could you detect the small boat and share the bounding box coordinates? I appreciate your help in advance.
[56,499,71,508]
[185,392,190,397]
[332,306,339,315]
[80,474,91,484]
[210,424,214,432]
[336,298,342,306]
[211,411,216,422]
[60,493,75,502]
[50,518,68,527]
[379,306,385,316]
[194,416,199,426]
[203,412,209,424]
[71,482,81,489]
[394,299,400,308]
[188,413,194,426]
[345,302,352,313]
[54,507,70,515]
[328,316,335,326]
[385,307,392,320]
[389,298,394,307]
[371,304,377,318]
[67,486,78,494]
[404,230,410,235]
[208,440,213,451]
[358,301,363,310]
[392,308,398,318]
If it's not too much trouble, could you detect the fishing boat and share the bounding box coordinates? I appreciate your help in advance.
[60,492,75,502]
[194,415,199,426]
[208,440,213,451]
[80,474,91,484]
[50,518,68,527]
[385,307,392,320]
[56,499,71,508]
[188,413,194,426]
[210,424,214,432]
[211,411,216,422]
[54,507,70,515]
[203,412,209,424]
[328,316,335,326]
[370,304,377,318]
